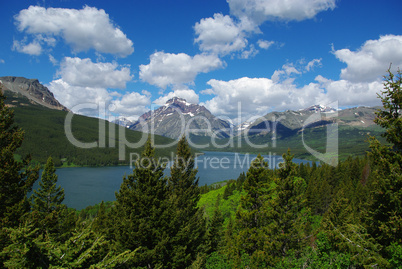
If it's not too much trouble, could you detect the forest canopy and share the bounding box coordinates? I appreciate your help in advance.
[0,70,401,268]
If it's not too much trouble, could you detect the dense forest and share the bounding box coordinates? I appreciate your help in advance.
[3,90,177,167]
[0,70,401,268]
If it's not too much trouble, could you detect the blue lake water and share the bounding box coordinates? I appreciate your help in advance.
[33,151,312,210]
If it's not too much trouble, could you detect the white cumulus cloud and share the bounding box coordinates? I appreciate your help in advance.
[333,35,402,82]
[14,5,134,57]
[257,39,274,49]
[48,79,112,115]
[305,58,322,72]
[57,57,133,89]
[47,56,140,118]
[202,54,386,122]
[194,13,248,56]
[139,51,224,89]
[228,0,336,25]
[12,39,42,55]
[110,92,151,119]
[154,88,200,106]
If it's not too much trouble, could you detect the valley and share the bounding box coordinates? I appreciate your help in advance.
[1,76,385,166]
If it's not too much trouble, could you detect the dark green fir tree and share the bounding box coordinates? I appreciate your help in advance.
[367,68,402,264]
[205,196,224,255]
[234,154,270,266]
[0,88,39,228]
[30,156,75,241]
[111,136,169,268]
[167,136,206,268]
[32,157,65,214]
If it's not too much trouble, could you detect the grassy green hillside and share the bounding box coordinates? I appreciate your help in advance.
[4,91,177,167]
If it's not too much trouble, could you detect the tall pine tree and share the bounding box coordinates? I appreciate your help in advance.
[32,157,65,213]
[167,136,206,268]
[111,136,169,268]
[30,156,67,238]
[233,154,271,266]
[261,150,310,266]
[367,68,402,261]
[0,88,39,227]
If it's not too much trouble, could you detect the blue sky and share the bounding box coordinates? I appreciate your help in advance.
[0,0,401,123]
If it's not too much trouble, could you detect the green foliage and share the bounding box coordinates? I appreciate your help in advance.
[28,156,76,241]
[374,68,402,152]
[91,201,108,234]
[205,196,224,255]
[0,221,138,268]
[367,68,402,261]
[167,136,206,268]
[232,154,273,265]
[388,243,402,268]
[4,91,178,166]
[321,189,385,267]
[275,232,355,269]
[2,69,402,267]
[0,89,39,228]
[260,151,311,265]
[111,137,169,267]
[0,223,51,268]
[198,184,243,227]
[77,200,114,220]
[32,157,65,213]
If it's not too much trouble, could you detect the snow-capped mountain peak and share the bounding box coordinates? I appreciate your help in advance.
[302,104,337,113]
[129,98,231,139]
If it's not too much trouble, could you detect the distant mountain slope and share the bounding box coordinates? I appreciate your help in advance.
[0,76,68,111]
[130,97,231,139]
[2,89,177,167]
[242,106,381,138]
[201,105,385,161]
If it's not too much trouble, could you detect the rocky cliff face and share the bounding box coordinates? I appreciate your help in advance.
[129,97,231,139]
[0,76,68,111]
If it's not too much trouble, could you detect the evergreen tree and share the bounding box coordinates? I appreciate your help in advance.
[30,157,75,241]
[0,88,39,227]
[167,136,206,268]
[112,137,169,268]
[373,68,402,152]
[321,189,386,267]
[234,154,271,265]
[92,200,108,234]
[236,172,246,191]
[0,221,138,268]
[262,151,310,265]
[0,89,39,267]
[205,196,224,255]
[32,157,64,213]
[367,69,402,259]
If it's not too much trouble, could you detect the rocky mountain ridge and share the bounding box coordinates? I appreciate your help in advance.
[0,76,68,111]
[129,97,231,139]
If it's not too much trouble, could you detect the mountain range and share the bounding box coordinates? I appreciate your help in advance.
[119,96,381,142]
[1,76,384,162]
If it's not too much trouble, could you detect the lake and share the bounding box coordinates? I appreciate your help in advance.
[33,151,312,210]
